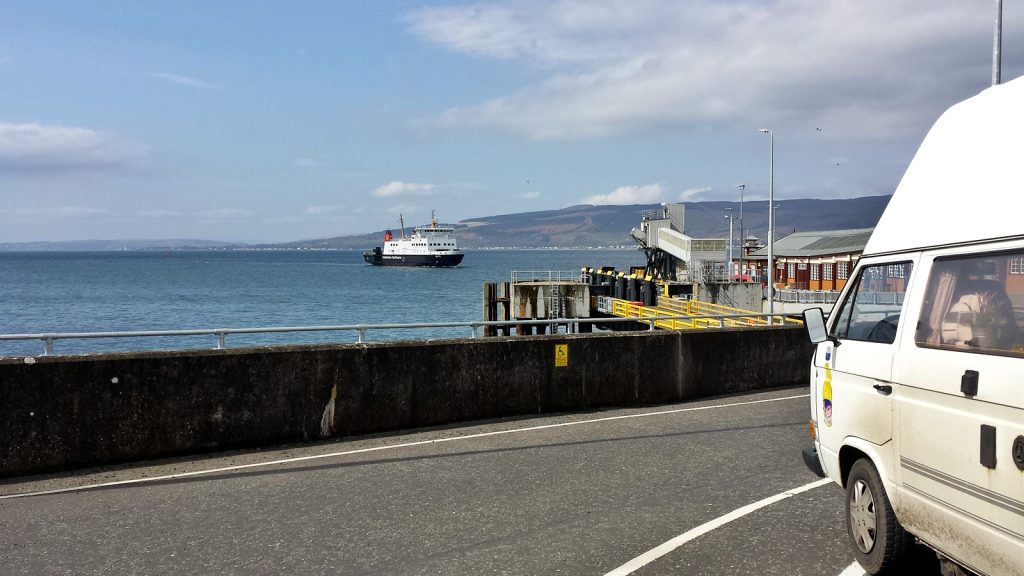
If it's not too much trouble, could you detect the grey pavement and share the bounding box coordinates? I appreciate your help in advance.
[0,387,930,575]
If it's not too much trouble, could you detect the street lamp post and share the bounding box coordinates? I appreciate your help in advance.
[994,0,1003,86]
[724,210,735,279]
[759,129,774,320]
[737,183,746,274]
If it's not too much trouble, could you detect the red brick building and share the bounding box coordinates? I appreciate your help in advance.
[747,228,873,291]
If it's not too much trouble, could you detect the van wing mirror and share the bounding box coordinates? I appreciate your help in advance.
[802,307,837,346]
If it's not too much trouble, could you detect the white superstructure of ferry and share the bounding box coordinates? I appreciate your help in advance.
[363,211,465,267]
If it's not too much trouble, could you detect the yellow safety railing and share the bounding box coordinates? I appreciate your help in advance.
[606,297,797,330]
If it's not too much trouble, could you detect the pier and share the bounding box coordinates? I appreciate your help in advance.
[482,266,791,336]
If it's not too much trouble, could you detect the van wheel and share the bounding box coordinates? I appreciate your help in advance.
[846,458,914,574]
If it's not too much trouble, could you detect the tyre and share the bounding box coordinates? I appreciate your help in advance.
[846,458,914,574]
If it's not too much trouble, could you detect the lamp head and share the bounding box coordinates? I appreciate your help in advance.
[759,128,771,134]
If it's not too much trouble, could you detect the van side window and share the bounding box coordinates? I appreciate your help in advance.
[831,262,912,344]
[915,252,1024,355]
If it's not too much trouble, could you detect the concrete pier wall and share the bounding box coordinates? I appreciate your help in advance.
[0,327,811,478]
[693,282,763,312]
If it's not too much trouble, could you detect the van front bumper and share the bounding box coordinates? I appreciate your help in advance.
[802,447,826,478]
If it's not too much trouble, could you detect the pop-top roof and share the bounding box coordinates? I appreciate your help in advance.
[864,75,1024,255]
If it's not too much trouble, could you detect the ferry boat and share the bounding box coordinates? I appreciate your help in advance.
[363,211,465,267]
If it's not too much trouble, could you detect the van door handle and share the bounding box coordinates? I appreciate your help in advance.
[873,384,893,395]
[961,370,979,397]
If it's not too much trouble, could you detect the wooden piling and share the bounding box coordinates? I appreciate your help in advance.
[498,281,511,336]
[482,282,497,337]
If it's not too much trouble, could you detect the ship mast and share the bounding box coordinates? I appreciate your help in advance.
[430,209,438,228]
[399,214,406,239]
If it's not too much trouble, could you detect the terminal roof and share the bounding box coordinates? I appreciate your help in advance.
[748,228,873,259]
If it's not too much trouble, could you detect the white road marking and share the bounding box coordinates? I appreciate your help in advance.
[2,393,809,500]
[838,562,866,576]
[603,478,834,576]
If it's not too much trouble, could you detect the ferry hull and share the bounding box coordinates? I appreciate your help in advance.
[363,250,464,267]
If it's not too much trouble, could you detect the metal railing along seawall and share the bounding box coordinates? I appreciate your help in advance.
[0,310,803,357]
[2,325,813,478]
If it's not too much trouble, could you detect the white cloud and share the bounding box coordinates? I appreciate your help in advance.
[12,206,111,218]
[411,1,1009,141]
[137,210,183,219]
[201,208,255,219]
[406,1,667,64]
[406,5,530,60]
[582,182,664,205]
[303,205,341,215]
[521,191,541,200]
[387,203,419,214]
[0,122,148,170]
[293,157,323,168]
[147,72,218,89]
[373,181,436,197]
[678,187,712,201]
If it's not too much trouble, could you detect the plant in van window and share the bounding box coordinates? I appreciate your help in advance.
[967,291,1012,349]
[971,292,998,326]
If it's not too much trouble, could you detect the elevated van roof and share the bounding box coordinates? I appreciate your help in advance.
[864,75,1024,256]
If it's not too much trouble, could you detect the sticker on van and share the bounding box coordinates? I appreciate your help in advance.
[822,361,833,428]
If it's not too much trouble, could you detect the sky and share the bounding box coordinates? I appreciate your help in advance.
[2,1,1022,243]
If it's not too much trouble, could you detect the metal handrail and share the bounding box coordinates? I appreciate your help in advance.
[511,270,585,284]
[0,312,800,357]
[774,288,903,306]
[776,289,842,304]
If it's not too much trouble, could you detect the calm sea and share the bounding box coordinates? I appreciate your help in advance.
[0,249,645,356]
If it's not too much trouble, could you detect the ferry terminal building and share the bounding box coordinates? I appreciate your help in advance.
[744,228,873,292]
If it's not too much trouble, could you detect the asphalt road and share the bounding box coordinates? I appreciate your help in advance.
[0,387,938,575]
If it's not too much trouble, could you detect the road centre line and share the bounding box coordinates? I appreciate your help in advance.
[603,477,834,576]
[2,393,809,500]
[838,562,866,576]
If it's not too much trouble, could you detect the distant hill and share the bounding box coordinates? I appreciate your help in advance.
[272,195,891,250]
[0,196,890,251]
[0,239,243,252]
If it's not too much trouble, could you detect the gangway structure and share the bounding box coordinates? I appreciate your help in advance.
[596,296,796,329]
[630,204,728,282]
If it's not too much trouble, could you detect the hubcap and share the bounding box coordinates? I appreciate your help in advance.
[849,479,877,553]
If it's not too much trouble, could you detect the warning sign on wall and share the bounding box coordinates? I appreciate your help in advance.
[555,344,568,367]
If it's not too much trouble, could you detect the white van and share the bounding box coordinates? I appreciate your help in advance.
[802,76,1024,576]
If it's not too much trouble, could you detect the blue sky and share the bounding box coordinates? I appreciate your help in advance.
[2,1,1022,243]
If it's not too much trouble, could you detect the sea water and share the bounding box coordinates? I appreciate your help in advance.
[0,249,645,356]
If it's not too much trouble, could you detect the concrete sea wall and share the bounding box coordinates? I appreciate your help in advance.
[0,327,812,478]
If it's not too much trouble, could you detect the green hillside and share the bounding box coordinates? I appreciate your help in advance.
[272,195,891,250]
